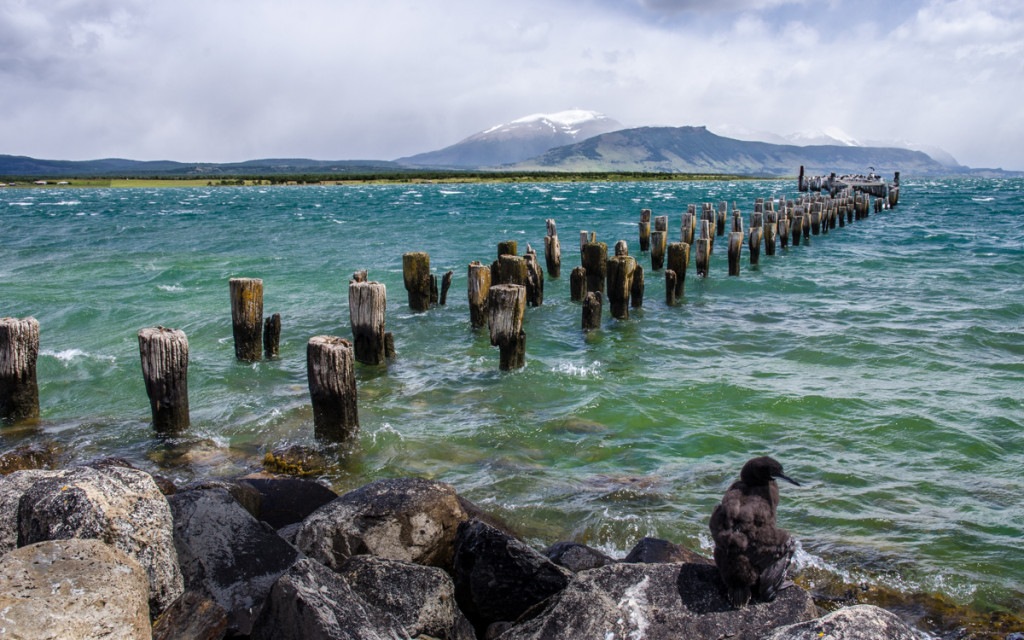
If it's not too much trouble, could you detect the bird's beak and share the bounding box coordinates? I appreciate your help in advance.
[776,473,800,487]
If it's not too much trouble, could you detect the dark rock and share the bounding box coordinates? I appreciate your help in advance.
[276,522,301,546]
[152,590,228,640]
[10,465,184,615]
[338,554,475,640]
[545,541,618,572]
[261,444,330,477]
[623,536,712,565]
[251,557,408,640]
[763,604,919,639]
[495,562,817,640]
[83,455,137,470]
[453,520,573,633]
[241,475,337,529]
[486,622,515,639]
[296,477,467,572]
[0,441,63,475]
[182,477,263,520]
[168,487,302,636]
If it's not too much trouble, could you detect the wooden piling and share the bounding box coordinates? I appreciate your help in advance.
[582,291,602,331]
[439,270,454,305]
[524,247,544,307]
[666,242,689,297]
[665,270,677,305]
[695,238,711,277]
[732,209,743,234]
[717,201,727,236]
[497,240,518,257]
[402,252,432,311]
[803,209,812,240]
[488,284,526,370]
[492,255,528,287]
[728,232,742,276]
[263,313,281,359]
[606,255,636,320]
[306,335,358,441]
[467,262,491,328]
[630,264,644,308]
[809,203,821,235]
[0,317,40,423]
[748,227,762,265]
[764,220,777,256]
[349,280,388,365]
[229,277,263,362]
[544,219,561,279]
[681,211,695,246]
[778,210,790,248]
[138,326,189,433]
[429,275,439,306]
[614,240,629,257]
[581,242,608,294]
[570,266,587,302]
[791,212,802,246]
[639,209,651,252]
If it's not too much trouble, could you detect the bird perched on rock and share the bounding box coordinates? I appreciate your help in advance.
[709,456,800,607]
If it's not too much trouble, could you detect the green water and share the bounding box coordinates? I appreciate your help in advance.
[1,179,1022,621]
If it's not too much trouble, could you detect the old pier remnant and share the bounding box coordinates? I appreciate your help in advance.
[263,313,281,359]
[638,209,652,252]
[524,246,544,307]
[631,264,645,308]
[488,284,526,370]
[544,219,562,278]
[666,242,689,299]
[138,326,189,433]
[570,266,587,302]
[402,252,432,311]
[0,316,40,423]
[582,291,602,331]
[606,254,636,320]
[229,277,263,362]
[581,241,608,294]
[467,261,491,329]
[728,232,743,276]
[349,280,389,365]
[306,335,358,441]
[665,270,678,305]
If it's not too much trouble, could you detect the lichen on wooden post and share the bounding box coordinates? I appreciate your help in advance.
[606,255,636,320]
[570,266,587,302]
[498,240,518,258]
[229,277,263,362]
[582,291,602,331]
[402,252,432,311]
[467,261,491,329]
[306,336,358,441]
[630,264,644,308]
[349,280,388,365]
[263,313,281,359]
[488,285,526,370]
[544,219,561,279]
[138,326,189,433]
[581,241,608,294]
[492,254,527,287]
[0,317,40,424]
[638,209,651,252]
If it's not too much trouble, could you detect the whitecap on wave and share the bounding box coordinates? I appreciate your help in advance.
[158,284,185,292]
[41,348,116,365]
[553,361,602,378]
[971,196,995,202]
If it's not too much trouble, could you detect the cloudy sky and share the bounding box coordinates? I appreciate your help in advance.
[2,0,1022,169]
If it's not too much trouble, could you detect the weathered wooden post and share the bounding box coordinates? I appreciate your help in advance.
[717,201,728,236]
[138,326,189,433]
[732,209,743,234]
[524,246,544,307]
[0,317,40,423]
[779,208,790,248]
[681,211,695,246]
[791,209,803,246]
[582,291,602,331]
[695,237,711,277]
[614,240,629,257]
[579,231,590,255]
[748,226,763,266]
[764,213,777,256]
[666,242,689,298]
[803,208,812,240]
[639,209,651,252]
[702,205,716,252]
[488,284,526,370]
[229,277,263,361]
[263,313,281,358]
[439,270,454,305]
[497,240,518,257]
[403,252,432,311]
[306,336,358,440]
[606,255,636,320]
[467,261,491,328]
[665,270,677,305]
[429,275,439,306]
[631,264,644,308]
[809,202,821,235]
[581,241,608,294]
[728,232,742,276]
[544,219,561,278]
[651,215,668,271]
[570,266,587,302]
[492,255,527,287]
[349,280,388,365]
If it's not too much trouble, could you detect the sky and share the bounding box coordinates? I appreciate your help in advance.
[2,0,1023,169]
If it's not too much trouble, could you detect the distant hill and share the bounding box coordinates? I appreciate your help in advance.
[512,126,954,176]
[0,155,405,177]
[397,109,624,168]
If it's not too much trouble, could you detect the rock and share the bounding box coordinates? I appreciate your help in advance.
[495,562,818,640]
[545,541,618,572]
[168,487,303,637]
[152,590,228,640]
[261,444,330,477]
[0,469,66,556]
[338,554,475,640]
[763,604,920,640]
[11,465,184,614]
[295,477,467,571]
[453,520,573,633]
[181,477,263,520]
[251,557,409,640]
[623,536,712,565]
[459,494,521,539]
[0,538,150,639]
[277,522,301,545]
[241,475,338,528]
[0,441,63,475]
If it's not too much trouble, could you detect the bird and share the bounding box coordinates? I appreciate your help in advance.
[709,456,800,607]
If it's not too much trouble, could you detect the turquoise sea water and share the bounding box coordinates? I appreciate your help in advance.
[1,179,1022,622]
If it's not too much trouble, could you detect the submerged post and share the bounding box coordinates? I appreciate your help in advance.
[229,278,263,361]
[138,326,189,433]
[403,252,432,311]
[582,291,602,331]
[606,255,636,320]
[349,280,388,365]
[488,284,526,370]
[581,241,608,294]
[639,209,652,252]
[263,313,281,358]
[306,336,358,441]
[570,266,587,302]
[664,270,677,305]
[467,261,491,328]
[0,317,40,423]
[544,219,562,279]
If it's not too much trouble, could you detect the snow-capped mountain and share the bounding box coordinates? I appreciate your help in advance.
[784,127,861,147]
[398,109,624,168]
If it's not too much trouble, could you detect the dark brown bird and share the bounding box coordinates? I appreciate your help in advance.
[709,456,800,607]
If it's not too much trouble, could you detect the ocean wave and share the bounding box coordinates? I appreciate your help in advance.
[41,348,116,365]
[554,361,602,378]
[158,284,185,292]
[971,197,995,202]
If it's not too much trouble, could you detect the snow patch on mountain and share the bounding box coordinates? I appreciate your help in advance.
[483,109,615,138]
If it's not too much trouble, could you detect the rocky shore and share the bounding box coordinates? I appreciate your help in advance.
[0,458,937,640]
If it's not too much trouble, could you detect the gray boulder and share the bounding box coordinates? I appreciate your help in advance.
[453,520,573,633]
[339,554,475,640]
[152,590,228,640]
[11,465,184,614]
[496,562,818,640]
[0,468,66,556]
[545,541,618,572]
[181,477,264,520]
[251,557,409,640]
[763,604,920,639]
[0,538,151,639]
[296,477,467,572]
[168,487,303,637]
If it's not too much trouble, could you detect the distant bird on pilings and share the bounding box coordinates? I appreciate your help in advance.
[709,456,801,607]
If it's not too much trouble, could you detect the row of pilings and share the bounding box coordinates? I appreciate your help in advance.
[1,184,896,442]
